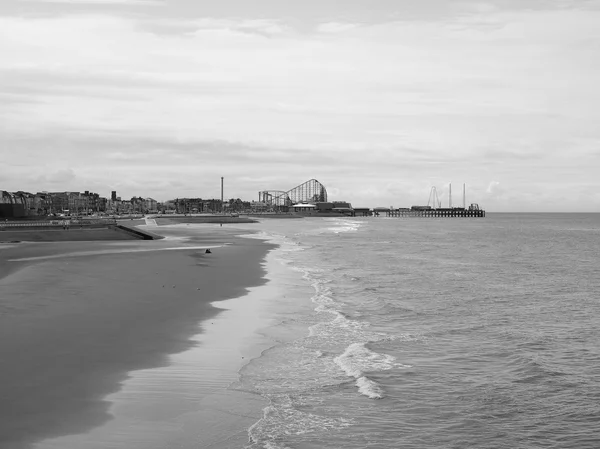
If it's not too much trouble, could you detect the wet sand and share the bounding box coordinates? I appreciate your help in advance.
[0,226,275,448]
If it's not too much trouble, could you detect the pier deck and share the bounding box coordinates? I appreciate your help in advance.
[381,209,485,218]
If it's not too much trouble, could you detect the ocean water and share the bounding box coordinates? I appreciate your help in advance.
[233,213,600,449]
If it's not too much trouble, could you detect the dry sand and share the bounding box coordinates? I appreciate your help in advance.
[0,226,275,449]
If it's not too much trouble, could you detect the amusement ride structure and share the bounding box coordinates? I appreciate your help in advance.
[258,179,328,208]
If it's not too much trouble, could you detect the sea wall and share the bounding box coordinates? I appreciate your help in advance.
[155,215,258,225]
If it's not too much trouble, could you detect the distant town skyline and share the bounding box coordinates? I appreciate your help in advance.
[1,0,599,212]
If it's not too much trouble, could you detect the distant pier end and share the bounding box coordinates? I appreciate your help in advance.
[382,205,485,218]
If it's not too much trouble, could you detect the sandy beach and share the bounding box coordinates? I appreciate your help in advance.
[0,224,277,449]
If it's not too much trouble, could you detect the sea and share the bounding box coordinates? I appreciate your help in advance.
[231,213,600,449]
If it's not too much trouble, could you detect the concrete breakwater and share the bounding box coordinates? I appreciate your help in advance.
[1,218,117,229]
[0,219,160,242]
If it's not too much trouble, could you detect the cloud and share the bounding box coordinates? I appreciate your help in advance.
[316,22,358,33]
[42,168,77,184]
[1,4,599,210]
[19,0,163,4]
[486,181,504,197]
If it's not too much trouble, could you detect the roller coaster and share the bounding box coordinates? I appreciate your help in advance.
[258,179,328,208]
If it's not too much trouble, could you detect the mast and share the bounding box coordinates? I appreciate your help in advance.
[221,177,224,214]
[449,183,452,209]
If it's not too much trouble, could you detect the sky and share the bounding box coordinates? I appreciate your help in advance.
[1,0,599,212]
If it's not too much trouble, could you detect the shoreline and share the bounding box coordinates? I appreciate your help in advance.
[34,243,298,449]
[0,226,276,448]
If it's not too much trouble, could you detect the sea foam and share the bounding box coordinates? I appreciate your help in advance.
[334,342,409,399]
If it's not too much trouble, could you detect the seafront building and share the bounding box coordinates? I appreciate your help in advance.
[0,187,240,218]
[0,190,106,218]
[0,188,235,219]
[0,190,159,218]
[163,197,252,214]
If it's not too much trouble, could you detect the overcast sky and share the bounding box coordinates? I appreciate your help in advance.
[1,0,599,211]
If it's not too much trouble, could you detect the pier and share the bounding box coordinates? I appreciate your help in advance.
[368,184,485,218]
[382,208,485,218]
